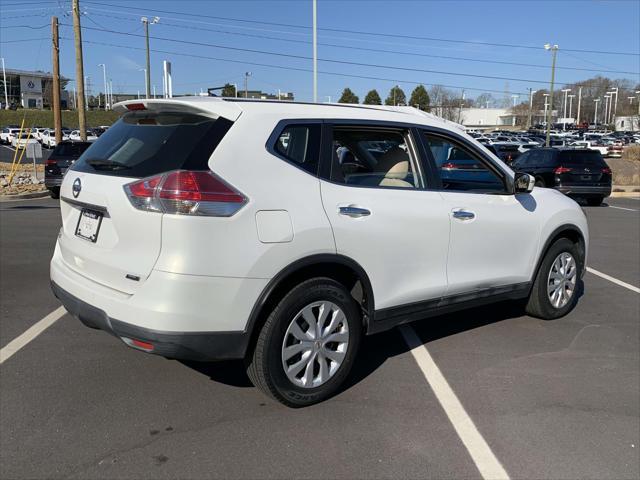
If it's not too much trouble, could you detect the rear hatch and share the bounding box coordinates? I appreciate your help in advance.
[58,101,238,294]
[555,150,611,186]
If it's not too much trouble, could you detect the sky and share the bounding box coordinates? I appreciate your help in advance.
[1,0,639,103]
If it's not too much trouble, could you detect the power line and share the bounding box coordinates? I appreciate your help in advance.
[0,37,50,43]
[66,37,530,96]
[63,23,563,84]
[0,24,50,29]
[83,0,640,57]
[87,11,639,76]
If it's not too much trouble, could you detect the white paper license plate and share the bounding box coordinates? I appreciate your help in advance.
[75,209,103,243]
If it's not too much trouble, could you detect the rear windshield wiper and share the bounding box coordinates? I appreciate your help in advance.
[85,158,131,171]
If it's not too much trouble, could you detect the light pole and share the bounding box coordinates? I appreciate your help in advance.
[141,16,159,99]
[561,88,571,130]
[84,75,90,110]
[610,86,619,120]
[1,57,8,109]
[604,94,611,126]
[527,89,536,129]
[628,96,635,104]
[593,98,600,125]
[576,86,582,125]
[244,72,251,98]
[325,95,331,103]
[636,91,640,116]
[568,94,575,122]
[98,63,108,110]
[543,93,550,125]
[109,79,113,107]
[312,0,317,103]
[511,94,519,126]
[544,43,559,146]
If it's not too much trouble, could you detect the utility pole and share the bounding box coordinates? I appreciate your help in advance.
[593,98,600,125]
[527,88,536,129]
[544,44,558,147]
[312,0,318,103]
[576,86,582,126]
[72,0,87,141]
[1,58,8,109]
[51,16,62,143]
[244,71,251,98]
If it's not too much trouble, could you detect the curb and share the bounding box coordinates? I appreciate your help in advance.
[0,190,50,202]
[610,191,640,198]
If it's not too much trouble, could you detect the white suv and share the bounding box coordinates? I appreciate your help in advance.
[51,98,588,406]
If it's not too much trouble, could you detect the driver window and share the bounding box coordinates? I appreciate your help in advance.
[422,133,507,193]
[330,128,418,189]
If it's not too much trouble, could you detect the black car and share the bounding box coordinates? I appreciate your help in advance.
[491,143,521,165]
[511,148,612,206]
[45,141,92,198]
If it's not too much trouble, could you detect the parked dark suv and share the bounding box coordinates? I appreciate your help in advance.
[45,141,92,198]
[511,148,612,206]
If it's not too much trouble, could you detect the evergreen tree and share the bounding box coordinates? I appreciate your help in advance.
[220,83,236,97]
[338,87,359,104]
[385,85,406,106]
[409,85,430,111]
[363,89,382,105]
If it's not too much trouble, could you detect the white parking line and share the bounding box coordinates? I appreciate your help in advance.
[400,325,510,480]
[608,205,639,212]
[0,306,66,365]
[586,267,640,293]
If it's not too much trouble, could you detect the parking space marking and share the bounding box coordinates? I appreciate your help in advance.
[400,325,510,480]
[0,306,66,365]
[607,205,639,212]
[587,267,640,293]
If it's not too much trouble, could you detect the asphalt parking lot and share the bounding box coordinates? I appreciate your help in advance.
[0,196,638,480]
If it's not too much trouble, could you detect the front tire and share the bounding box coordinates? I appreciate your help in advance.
[525,238,582,319]
[247,278,362,407]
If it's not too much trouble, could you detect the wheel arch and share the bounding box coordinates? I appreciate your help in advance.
[243,254,375,356]
[531,224,586,284]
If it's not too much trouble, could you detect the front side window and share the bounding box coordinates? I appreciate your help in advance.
[422,133,507,193]
[328,127,419,189]
[273,124,321,175]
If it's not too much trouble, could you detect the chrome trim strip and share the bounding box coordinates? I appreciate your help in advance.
[61,196,110,216]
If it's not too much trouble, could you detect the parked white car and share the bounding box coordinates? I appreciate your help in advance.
[568,141,608,156]
[41,129,70,148]
[11,133,38,149]
[51,98,589,406]
[1,127,22,145]
[69,129,98,142]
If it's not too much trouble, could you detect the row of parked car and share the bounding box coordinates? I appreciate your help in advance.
[0,125,107,149]
[468,129,638,165]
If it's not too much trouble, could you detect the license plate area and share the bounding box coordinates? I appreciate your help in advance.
[581,175,593,180]
[75,209,103,243]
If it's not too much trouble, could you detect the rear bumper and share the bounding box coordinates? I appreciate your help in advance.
[45,177,62,187]
[556,185,612,197]
[51,281,250,361]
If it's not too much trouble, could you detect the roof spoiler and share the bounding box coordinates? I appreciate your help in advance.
[112,98,242,122]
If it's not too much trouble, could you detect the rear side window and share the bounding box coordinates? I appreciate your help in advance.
[71,112,233,177]
[560,150,606,167]
[273,124,321,176]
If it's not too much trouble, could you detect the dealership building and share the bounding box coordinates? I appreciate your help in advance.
[1,68,69,109]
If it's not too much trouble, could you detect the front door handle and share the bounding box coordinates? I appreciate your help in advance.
[339,205,371,218]
[452,210,475,220]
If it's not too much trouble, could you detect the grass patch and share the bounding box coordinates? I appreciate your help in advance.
[0,109,119,128]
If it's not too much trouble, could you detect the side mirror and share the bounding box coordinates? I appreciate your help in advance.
[514,172,535,193]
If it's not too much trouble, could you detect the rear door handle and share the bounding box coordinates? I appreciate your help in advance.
[339,205,371,218]
[452,210,475,220]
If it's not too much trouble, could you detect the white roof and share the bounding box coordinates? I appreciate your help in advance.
[113,97,464,131]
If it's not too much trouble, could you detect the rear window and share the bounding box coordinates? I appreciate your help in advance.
[71,112,232,177]
[558,150,606,167]
[51,142,92,158]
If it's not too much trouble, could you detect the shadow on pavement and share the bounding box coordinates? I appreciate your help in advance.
[181,298,537,393]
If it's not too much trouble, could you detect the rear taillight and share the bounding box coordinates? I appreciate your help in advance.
[601,167,612,174]
[554,166,572,174]
[124,170,246,217]
[46,159,57,166]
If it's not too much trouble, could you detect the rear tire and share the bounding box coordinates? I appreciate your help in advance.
[535,179,545,188]
[246,278,362,407]
[49,188,60,199]
[525,238,582,320]
[586,196,604,206]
